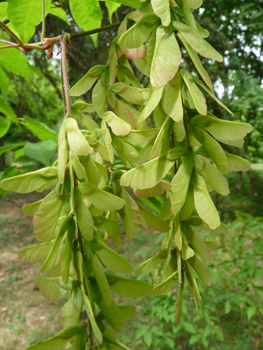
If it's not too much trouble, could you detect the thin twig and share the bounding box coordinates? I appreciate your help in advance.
[0,44,22,49]
[0,21,23,45]
[70,22,120,40]
[88,320,94,350]
[183,112,191,148]
[41,0,46,42]
[61,34,72,117]
[60,63,67,115]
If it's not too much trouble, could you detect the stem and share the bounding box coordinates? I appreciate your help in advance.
[0,44,22,49]
[88,320,94,350]
[183,111,191,148]
[41,0,46,41]
[61,35,72,117]
[0,21,24,45]
[61,63,67,115]
[70,22,120,40]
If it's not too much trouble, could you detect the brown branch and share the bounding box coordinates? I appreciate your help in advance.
[61,34,72,117]
[0,21,23,45]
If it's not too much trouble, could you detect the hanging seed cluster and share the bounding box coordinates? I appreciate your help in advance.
[1,0,252,349]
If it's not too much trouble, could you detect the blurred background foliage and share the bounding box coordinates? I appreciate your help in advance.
[0,0,262,349]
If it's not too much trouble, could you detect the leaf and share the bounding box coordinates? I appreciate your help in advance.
[0,45,30,81]
[0,69,9,97]
[174,213,182,249]
[33,188,64,242]
[193,77,234,115]
[105,1,121,22]
[0,97,18,123]
[137,202,170,232]
[18,241,53,263]
[197,158,230,196]
[120,147,185,189]
[22,115,57,142]
[101,120,114,163]
[48,7,71,25]
[173,21,223,62]
[186,0,203,9]
[175,283,184,324]
[118,13,158,50]
[92,256,112,305]
[106,273,153,297]
[111,83,151,105]
[0,117,10,139]
[64,117,90,156]
[170,151,194,213]
[178,33,213,91]
[0,2,7,20]
[138,86,164,123]
[70,65,105,96]
[183,322,196,334]
[118,188,141,239]
[112,134,140,167]
[119,305,136,321]
[103,111,131,136]
[69,328,88,350]
[191,125,228,174]
[74,189,94,241]
[225,153,250,172]
[189,255,212,286]
[152,0,170,26]
[25,325,85,350]
[69,0,102,44]
[61,226,75,284]
[192,172,220,230]
[83,293,103,342]
[135,181,171,198]
[0,142,24,156]
[135,249,168,274]
[163,73,183,122]
[180,69,207,115]
[120,129,158,146]
[93,215,121,247]
[92,72,108,117]
[152,271,178,296]
[102,0,141,7]
[78,181,125,211]
[181,236,195,260]
[24,141,57,166]
[7,0,51,43]
[37,276,67,302]
[151,26,181,87]
[0,167,57,193]
[22,200,42,216]
[58,122,68,184]
[90,234,134,274]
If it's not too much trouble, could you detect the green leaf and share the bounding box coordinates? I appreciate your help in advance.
[24,141,57,166]
[0,167,57,194]
[0,2,7,20]
[178,33,213,91]
[118,13,158,50]
[138,86,164,122]
[173,21,223,62]
[120,129,158,146]
[69,328,88,350]
[150,26,181,86]
[78,181,125,211]
[247,306,257,321]
[7,0,51,43]
[58,121,68,184]
[0,45,30,81]
[33,188,64,242]
[92,72,108,117]
[0,117,11,138]
[163,73,183,122]
[225,153,250,172]
[65,117,90,155]
[92,256,112,305]
[191,125,228,174]
[181,236,195,260]
[90,234,134,274]
[186,0,203,9]
[137,202,170,232]
[120,147,185,189]
[103,0,141,7]
[106,273,153,297]
[152,0,170,26]
[25,325,85,350]
[0,143,25,156]
[170,151,194,213]
[152,271,178,296]
[37,276,67,302]
[135,249,168,274]
[174,213,182,250]
[48,7,70,25]
[61,226,75,284]
[101,120,114,163]
[197,157,230,196]
[22,115,57,142]
[119,305,136,321]
[22,200,42,216]
[0,97,17,123]
[183,322,196,334]
[111,83,151,105]
[189,255,212,286]
[180,69,207,115]
[74,189,94,241]
[93,215,121,246]
[192,172,220,230]
[18,241,52,263]
[135,180,171,198]
[103,111,131,136]
[61,294,82,329]
[175,283,183,324]
[192,114,253,141]
[83,293,103,342]
[118,188,141,239]
[105,1,121,22]
[69,0,102,44]
[193,77,233,115]
[70,65,105,96]
[0,69,9,97]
